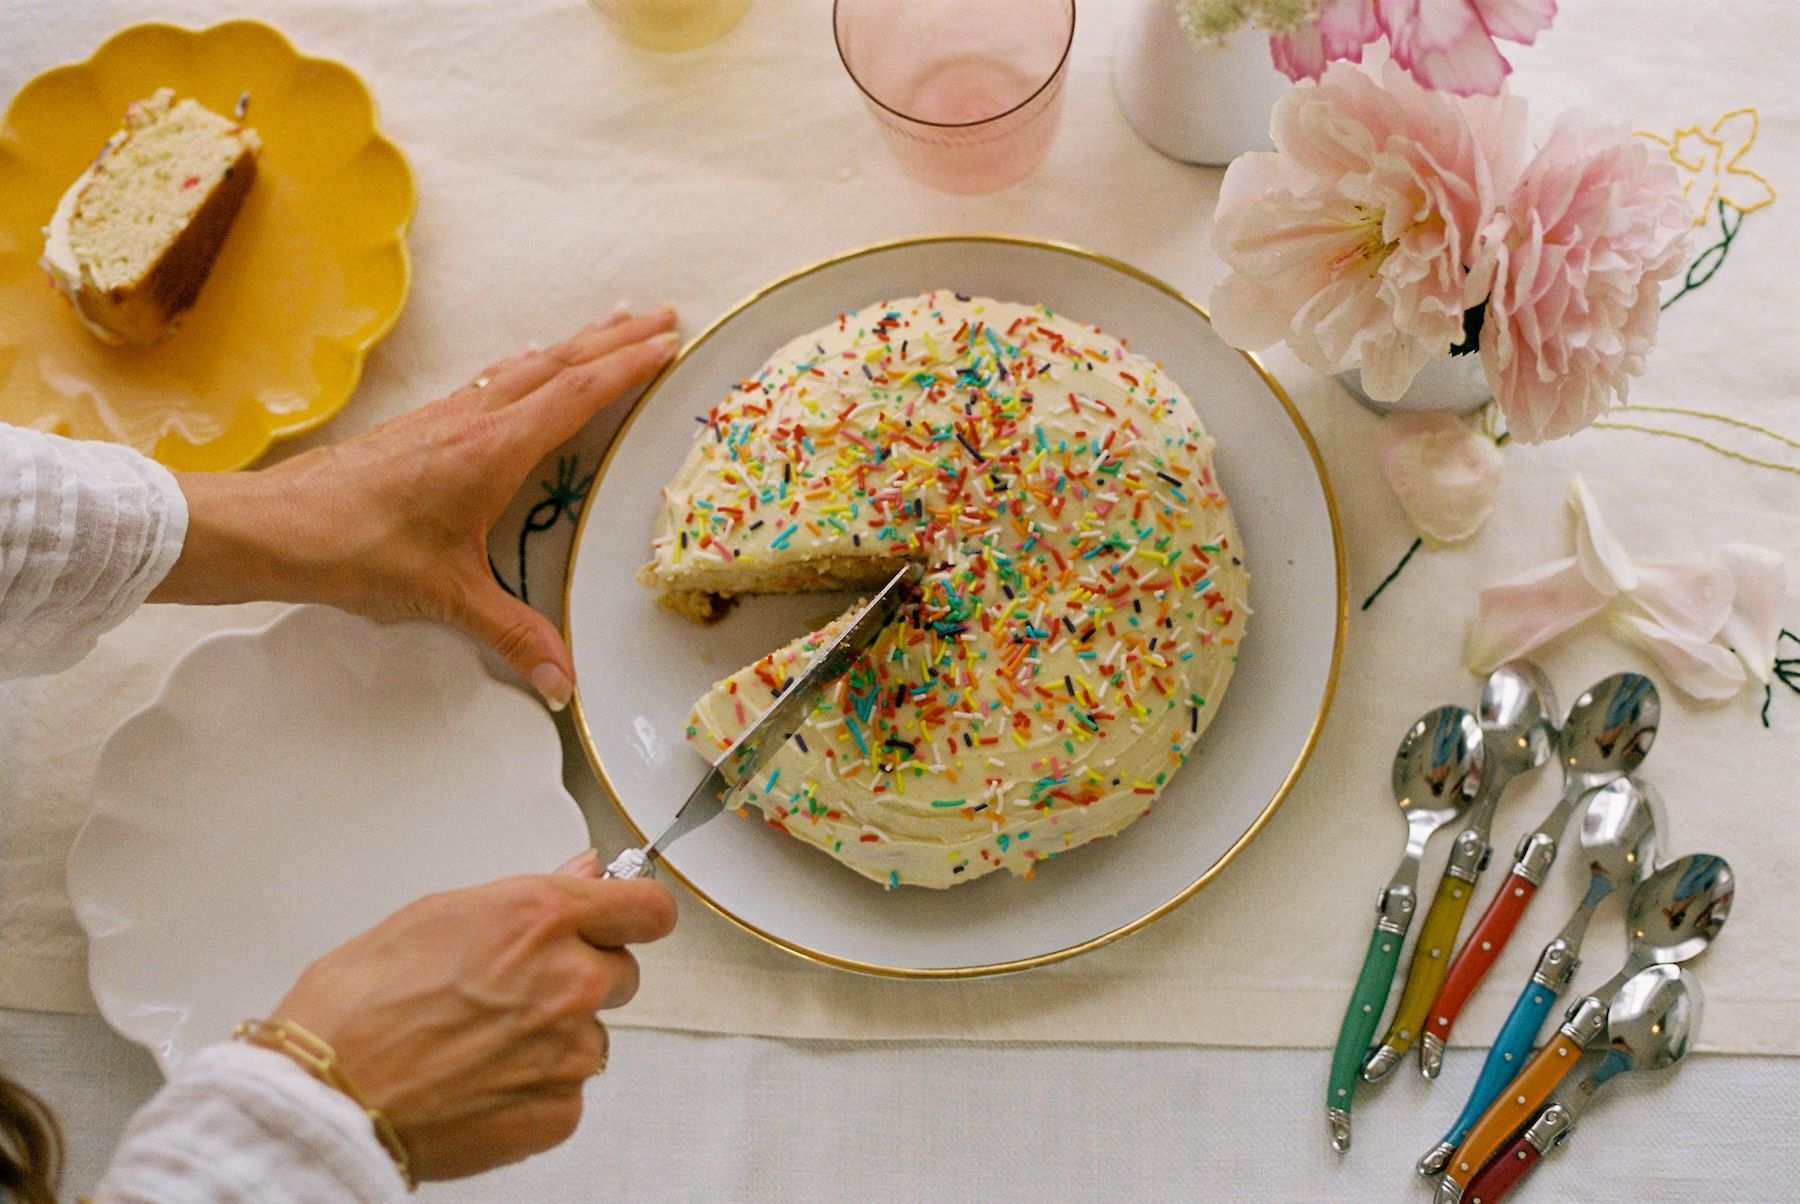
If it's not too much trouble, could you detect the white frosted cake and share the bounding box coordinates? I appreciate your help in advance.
[643,292,1249,888]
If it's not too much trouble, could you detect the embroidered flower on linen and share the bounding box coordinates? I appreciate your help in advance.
[1210,62,1527,402]
[1638,107,1778,225]
[1467,476,1787,700]
[1477,111,1692,443]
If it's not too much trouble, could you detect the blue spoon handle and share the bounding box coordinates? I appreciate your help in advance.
[1444,975,1560,1149]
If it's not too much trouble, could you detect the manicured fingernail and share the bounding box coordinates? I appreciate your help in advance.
[530,663,573,711]
[554,848,599,875]
[606,303,631,323]
[650,331,679,356]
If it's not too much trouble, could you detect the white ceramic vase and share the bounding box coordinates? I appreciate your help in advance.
[1337,354,1494,416]
[1112,0,1292,166]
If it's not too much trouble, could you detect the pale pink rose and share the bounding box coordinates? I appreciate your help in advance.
[1477,111,1692,442]
[1269,0,1556,96]
[1376,0,1556,96]
[1210,63,1527,401]
[1375,411,1503,543]
[1269,0,1380,82]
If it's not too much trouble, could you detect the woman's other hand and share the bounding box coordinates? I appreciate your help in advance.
[269,866,675,1181]
[151,307,679,707]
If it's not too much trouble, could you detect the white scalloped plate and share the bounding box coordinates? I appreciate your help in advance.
[66,605,589,1075]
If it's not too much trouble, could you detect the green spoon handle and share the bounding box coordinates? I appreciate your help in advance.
[1328,923,1405,1143]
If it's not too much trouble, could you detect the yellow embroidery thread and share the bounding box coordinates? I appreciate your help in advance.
[1638,107,1778,225]
[1591,420,1800,479]
[1623,404,1800,452]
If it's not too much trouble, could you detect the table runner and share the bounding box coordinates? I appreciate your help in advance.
[3,0,1796,1052]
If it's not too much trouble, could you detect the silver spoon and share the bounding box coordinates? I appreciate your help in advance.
[1327,706,1484,1153]
[1417,777,1662,1176]
[1435,854,1731,1203]
[1366,661,1557,1083]
[1419,673,1660,1076]
[1462,965,1702,1204]
[1596,850,1733,998]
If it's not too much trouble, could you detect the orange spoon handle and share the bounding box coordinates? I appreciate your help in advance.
[1438,998,1606,1201]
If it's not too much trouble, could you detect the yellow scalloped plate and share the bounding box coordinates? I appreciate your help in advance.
[0,21,414,471]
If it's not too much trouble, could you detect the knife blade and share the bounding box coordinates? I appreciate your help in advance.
[601,562,923,879]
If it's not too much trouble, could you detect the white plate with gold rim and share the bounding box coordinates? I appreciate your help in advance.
[564,235,1344,977]
[66,605,588,1073]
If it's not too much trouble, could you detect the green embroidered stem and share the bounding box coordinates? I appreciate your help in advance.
[1663,200,1747,312]
[1361,537,1424,611]
[488,455,595,604]
[1763,630,1800,728]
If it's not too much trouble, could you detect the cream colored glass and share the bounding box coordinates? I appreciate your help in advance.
[589,0,752,51]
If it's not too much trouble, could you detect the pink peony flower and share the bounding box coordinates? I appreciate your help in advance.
[1269,0,1556,96]
[1210,63,1527,401]
[1476,111,1692,442]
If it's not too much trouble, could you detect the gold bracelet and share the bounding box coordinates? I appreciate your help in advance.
[234,1017,418,1191]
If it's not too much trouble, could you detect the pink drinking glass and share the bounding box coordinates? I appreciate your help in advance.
[833,0,1077,194]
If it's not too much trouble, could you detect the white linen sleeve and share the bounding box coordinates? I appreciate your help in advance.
[0,424,188,680]
[93,1041,409,1204]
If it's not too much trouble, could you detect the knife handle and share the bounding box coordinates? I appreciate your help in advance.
[1440,975,1561,1156]
[1365,871,1476,1081]
[601,847,652,879]
[1327,923,1404,1150]
[1440,1030,1585,1195]
[1464,1133,1542,1204]
[1423,870,1539,1063]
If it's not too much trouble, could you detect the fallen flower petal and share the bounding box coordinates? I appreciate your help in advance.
[1719,543,1788,682]
[1570,475,1637,595]
[1627,558,1736,643]
[1376,411,1504,543]
[1610,611,1748,701]
[1466,556,1610,671]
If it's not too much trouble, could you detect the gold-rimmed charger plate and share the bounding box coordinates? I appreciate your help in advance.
[0,20,414,470]
[565,234,1346,977]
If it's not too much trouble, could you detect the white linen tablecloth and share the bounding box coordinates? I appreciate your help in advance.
[5,0,1799,1054]
[3,0,1799,1199]
[6,1009,1786,1202]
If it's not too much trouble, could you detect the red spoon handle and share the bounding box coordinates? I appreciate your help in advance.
[1426,870,1539,1045]
[1465,1133,1542,1204]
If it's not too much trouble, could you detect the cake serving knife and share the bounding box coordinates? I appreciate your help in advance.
[601,562,923,879]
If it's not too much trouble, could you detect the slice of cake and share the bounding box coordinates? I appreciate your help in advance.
[41,88,260,345]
